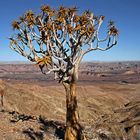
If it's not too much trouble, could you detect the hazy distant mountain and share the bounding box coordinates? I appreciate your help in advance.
[0,61,32,64]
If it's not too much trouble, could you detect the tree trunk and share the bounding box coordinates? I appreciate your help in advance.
[63,80,85,140]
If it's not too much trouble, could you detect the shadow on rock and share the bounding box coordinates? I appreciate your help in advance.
[38,116,65,139]
[0,109,66,140]
[23,128,44,140]
[22,116,65,140]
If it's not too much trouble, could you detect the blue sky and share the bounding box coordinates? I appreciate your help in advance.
[0,0,140,62]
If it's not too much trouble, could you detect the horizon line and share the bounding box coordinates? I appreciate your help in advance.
[0,60,140,64]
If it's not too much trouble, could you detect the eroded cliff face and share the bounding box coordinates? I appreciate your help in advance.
[0,61,140,84]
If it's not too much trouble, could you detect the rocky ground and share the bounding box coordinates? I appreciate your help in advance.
[0,61,140,140]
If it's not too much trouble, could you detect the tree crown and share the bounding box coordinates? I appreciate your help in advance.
[9,5,118,83]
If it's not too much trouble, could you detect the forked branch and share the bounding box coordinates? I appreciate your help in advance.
[9,5,118,83]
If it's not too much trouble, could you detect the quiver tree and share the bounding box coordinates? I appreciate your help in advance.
[9,5,118,140]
